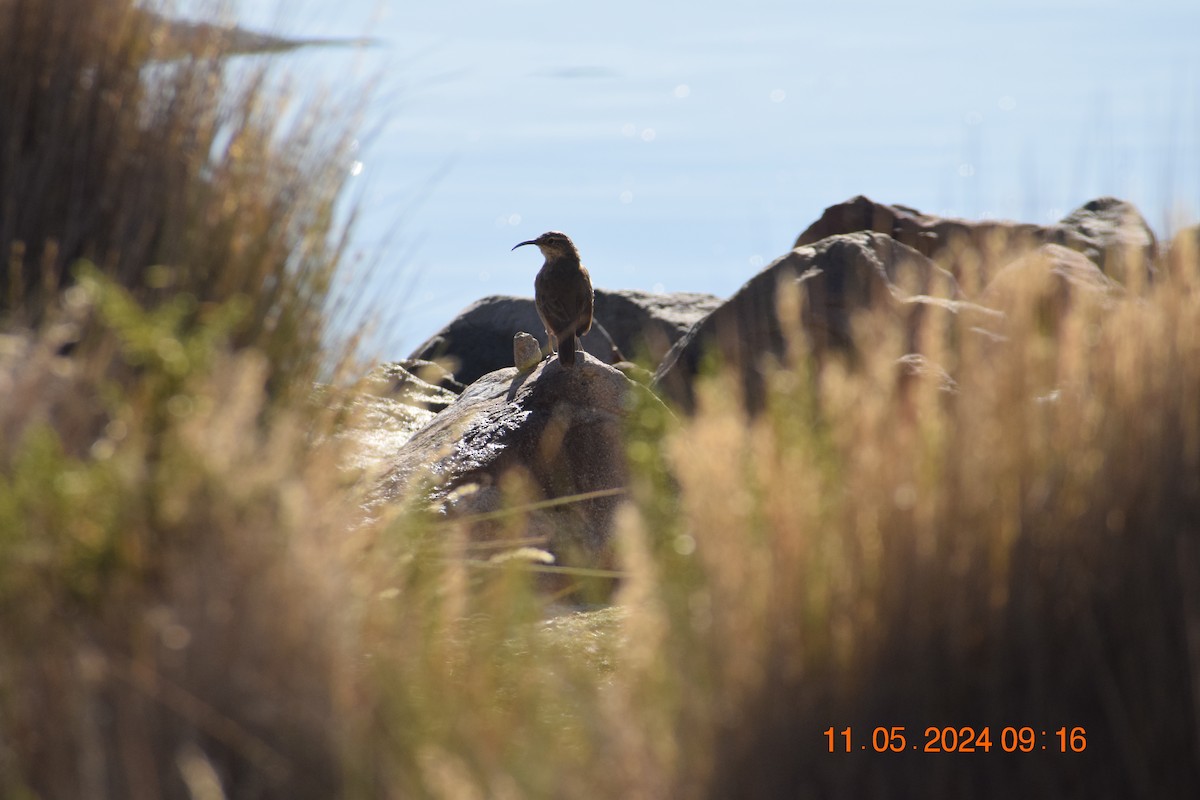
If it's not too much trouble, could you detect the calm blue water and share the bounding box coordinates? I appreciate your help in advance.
[232,0,1200,358]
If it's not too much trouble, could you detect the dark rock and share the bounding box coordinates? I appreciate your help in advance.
[371,353,666,582]
[654,232,962,413]
[795,195,1156,287]
[592,288,723,366]
[795,195,1057,287]
[408,295,619,386]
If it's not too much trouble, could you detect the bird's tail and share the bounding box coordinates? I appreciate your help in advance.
[558,335,578,366]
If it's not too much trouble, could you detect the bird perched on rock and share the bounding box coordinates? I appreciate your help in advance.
[512,231,594,366]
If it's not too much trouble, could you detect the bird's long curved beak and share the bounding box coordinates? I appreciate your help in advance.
[512,239,537,251]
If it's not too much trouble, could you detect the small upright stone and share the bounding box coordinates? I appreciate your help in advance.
[514,331,542,372]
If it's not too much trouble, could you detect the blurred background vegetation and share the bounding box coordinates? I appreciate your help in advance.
[1,1,1198,798]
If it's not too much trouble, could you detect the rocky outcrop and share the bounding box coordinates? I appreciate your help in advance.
[367,360,464,410]
[371,353,666,583]
[592,288,722,365]
[795,195,1156,287]
[408,295,620,385]
[653,232,963,413]
[358,197,1181,579]
[1058,198,1157,285]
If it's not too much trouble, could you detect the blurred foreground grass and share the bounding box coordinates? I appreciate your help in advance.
[2,1,1199,798]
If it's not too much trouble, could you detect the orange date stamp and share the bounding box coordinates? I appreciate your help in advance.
[824,726,1087,754]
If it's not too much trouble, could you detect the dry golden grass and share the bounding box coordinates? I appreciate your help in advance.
[642,240,1200,797]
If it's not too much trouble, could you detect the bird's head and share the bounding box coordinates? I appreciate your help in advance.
[512,230,579,260]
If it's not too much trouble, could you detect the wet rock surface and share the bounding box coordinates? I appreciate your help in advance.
[370,353,666,574]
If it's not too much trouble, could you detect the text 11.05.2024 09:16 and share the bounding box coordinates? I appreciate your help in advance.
[824,726,1087,754]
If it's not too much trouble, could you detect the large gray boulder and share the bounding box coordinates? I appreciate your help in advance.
[592,288,722,366]
[408,295,620,385]
[795,195,1156,287]
[653,232,964,413]
[371,353,666,583]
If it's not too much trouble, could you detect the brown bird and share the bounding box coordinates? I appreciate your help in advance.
[512,231,594,366]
